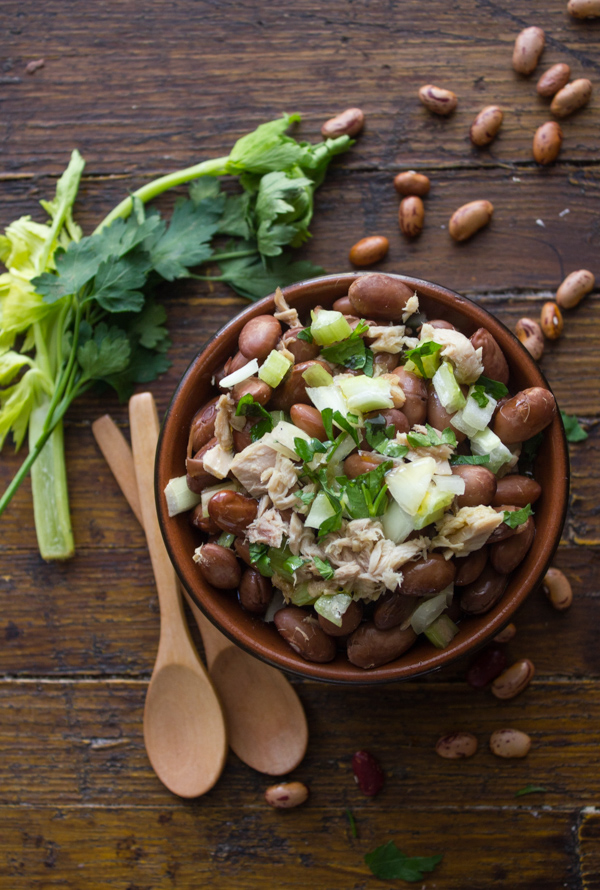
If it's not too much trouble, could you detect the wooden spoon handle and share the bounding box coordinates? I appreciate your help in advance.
[128,393,189,662]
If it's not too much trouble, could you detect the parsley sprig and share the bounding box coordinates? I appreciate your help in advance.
[320,320,374,376]
[236,394,273,442]
[365,841,443,882]
[407,424,457,449]
[365,417,409,458]
[503,503,534,528]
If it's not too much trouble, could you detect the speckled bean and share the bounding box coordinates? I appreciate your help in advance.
[418,84,458,115]
[393,170,431,196]
[449,200,494,242]
[512,27,545,75]
[265,781,309,809]
[540,302,563,340]
[516,317,544,360]
[399,196,425,238]
[321,107,364,138]
[557,269,595,309]
[490,728,531,758]
[533,121,562,165]
[543,567,573,611]
[349,235,389,266]
[470,105,503,147]
[491,659,535,699]
[551,78,593,118]
[537,63,571,97]
[568,0,600,16]
[435,732,478,759]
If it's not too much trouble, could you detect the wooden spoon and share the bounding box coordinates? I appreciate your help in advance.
[93,410,308,775]
[127,393,228,798]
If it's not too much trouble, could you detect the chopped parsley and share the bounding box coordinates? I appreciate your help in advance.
[407,424,457,449]
[450,454,491,466]
[345,807,358,838]
[339,460,392,520]
[293,436,328,463]
[560,411,588,443]
[503,503,534,528]
[404,340,443,377]
[313,556,335,580]
[476,375,509,400]
[320,320,374,376]
[365,417,409,458]
[321,408,360,445]
[235,393,273,441]
[296,327,314,343]
[515,784,548,798]
[470,384,490,408]
[364,841,443,882]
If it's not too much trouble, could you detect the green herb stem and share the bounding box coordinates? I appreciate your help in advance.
[94,156,230,233]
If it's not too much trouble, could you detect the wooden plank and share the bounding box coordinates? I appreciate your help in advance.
[1,0,599,174]
[0,804,579,889]
[580,810,600,890]
[1,677,600,813]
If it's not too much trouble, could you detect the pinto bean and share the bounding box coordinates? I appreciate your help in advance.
[349,235,389,266]
[190,503,220,536]
[232,418,259,453]
[454,546,488,587]
[470,328,509,385]
[427,387,467,443]
[515,317,544,360]
[284,327,321,363]
[492,475,542,508]
[543,567,573,611]
[540,302,563,340]
[239,568,273,614]
[537,63,571,98]
[551,78,593,118]
[374,590,416,630]
[533,121,562,165]
[512,26,545,75]
[238,315,282,361]
[232,377,272,407]
[332,295,353,314]
[436,732,478,759]
[556,269,595,309]
[344,452,383,479]
[189,397,219,452]
[492,386,556,445]
[348,274,415,322]
[373,352,399,375]
[378,408,410,435]
[393,367,428,426]
[460,564,508,615]
[290,404,327,441]
[270,359,330,412]
[208,490,259,537]
[393,170,431,197]
[452,465,497,508]
[318,599,363,637]
[490,516,535,574]
[399,196,425,238]
[418,84,458,115]
[428,319,456,331]
[491,659,535,700]
[494,622,517,643]
[186,437,218,493]
[347,622,417,669]
[234,537,253,567]
[265,781,309,809]
[568,0,600,17]
[449,200,494,242]
[470,105,503,147]
[401,553,456,597]
[321,107,364,138]
[489,728,531,758]
[195,543,242,590]
[274,607,336,663]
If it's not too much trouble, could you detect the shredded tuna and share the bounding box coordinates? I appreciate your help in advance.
[273,286,300,328]
[246,506,289,549]
[381,374,406,409]
[202,443,235,480]
[431,505,504,558]
[276,339,296,364]
[214,394,235,452]
[230,440,278,496]
[420,323,484,384]
[287,511,306,555]
[367,325,407,354]
[260,452,300,510]
[397,426,455,474]
[402,293,420,322]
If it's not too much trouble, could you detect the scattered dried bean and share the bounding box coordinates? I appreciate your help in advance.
[449,200,493,242]
[556,269,595,309]
[491,658,535,699]
[533,121,562,165]
[543,567,573,611]
[512,27,545,75]
[540,302,563,340]
[418,84,458,115]
[265,781,309,809]
[568,0,600,16]
[470,105,503,147]
[435,732,478,759]
[352,750,385,796]
[349,235,389,266]
[399,196,425,238]
[515,318,544,360]
[321,108,365,139]
[551,78,593,118]
[493,623,517,644]
[536,63,571,97]
[393,170,431,196]
[489,728,531,758]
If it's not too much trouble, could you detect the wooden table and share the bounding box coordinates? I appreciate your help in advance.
[1,1,599,886]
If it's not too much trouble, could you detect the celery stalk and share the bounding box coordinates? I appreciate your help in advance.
[28,400,74,560]
[310,310,352,346]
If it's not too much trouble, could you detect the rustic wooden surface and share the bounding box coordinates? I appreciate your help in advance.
[1,1,599,887]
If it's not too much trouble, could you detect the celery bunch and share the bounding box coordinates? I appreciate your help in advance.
[0,114,353,559]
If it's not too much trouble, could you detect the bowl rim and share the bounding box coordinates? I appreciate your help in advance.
[156,271,570,685]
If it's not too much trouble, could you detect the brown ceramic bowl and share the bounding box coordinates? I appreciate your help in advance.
[156,272,569,684]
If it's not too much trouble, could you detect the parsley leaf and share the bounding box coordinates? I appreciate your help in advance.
[296,327,313,343]
[340,460,392,519]
[407,424,457,449]
[294,436,328,463]
[450,454,491,466]
[295,489,317,507]
[515,784,548,798]
[365,841,443,882]
[503,503,534,528]
[477,375,509,400]
[34,241,99,303]
[147,199,218,280]
[560,411,588,443]
[320,323,374,376]
[91,255,148,313]
[318,496,344,537]
[76,323,131,380]
[313,556,335,580]
[470,384,489,408]
[235,393,272,421]
[404,341,443,378]
[365,417,409,458]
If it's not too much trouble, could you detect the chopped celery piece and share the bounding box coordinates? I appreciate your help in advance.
[219,358,259,388]
[164,475,202,517]
[302,363,334,387]
[217,532,235,548]
[381,499,415,544]
[432,362,466,414]
[289,583,319,607]
[266,420,312,459]
[386,456,436,515]
[413,487,455,529]
[470,427,513,474]
[314,592,352,627]
[432,473,465,496]
[410,590,448,634]
[258,350,292,387]
[200,481,238,517]
[305,490,337,529]
[424,613,459,648]
[310,309,352,345]
[338,375,393,413]
[270,410,287,426]
[452,386,497,436]
[306,383,349,418]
